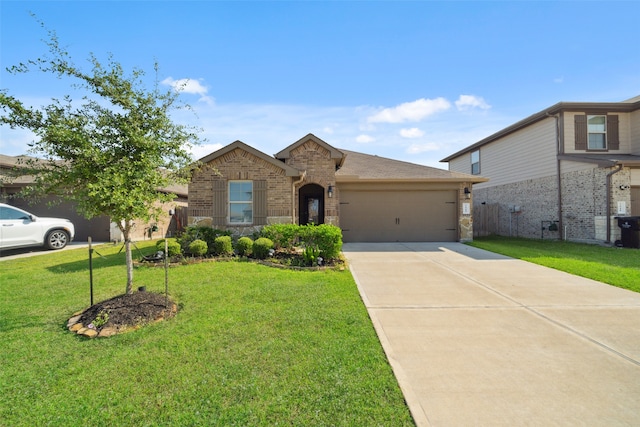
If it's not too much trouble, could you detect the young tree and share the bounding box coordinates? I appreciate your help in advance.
[0,21,203,294]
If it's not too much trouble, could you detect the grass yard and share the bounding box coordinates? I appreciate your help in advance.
[0,241,414,426]
[467,236,640,293]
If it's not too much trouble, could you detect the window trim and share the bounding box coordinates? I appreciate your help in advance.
[228,180,253,224]
[471,150,480,175]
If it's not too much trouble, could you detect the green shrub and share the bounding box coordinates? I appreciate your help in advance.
[236,237,253,256]
[156,238,182,257]
[188,239,208,257]
[299,224,343,260]
[261,223,299,249]
[178,226,231,255]
[213,235,233,256]
[253,237,274,260]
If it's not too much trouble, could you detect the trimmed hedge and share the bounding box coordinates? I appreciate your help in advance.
[236,237,253,256]
[299,224,343,260]
[260,224,342,261]
[260,224,299,249]
[213,235,233,256]
[178,226,231,255]
[253,237,274,260]
[188,239,208,257]
[156,238,182,257]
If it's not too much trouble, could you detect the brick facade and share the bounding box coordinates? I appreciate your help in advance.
[473,166,632,242]
[188,147,295,235]
[285,139,339,226]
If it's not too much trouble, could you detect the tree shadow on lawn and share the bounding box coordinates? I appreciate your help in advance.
[45,245,155,274]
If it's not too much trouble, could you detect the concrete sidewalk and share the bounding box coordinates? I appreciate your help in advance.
[343,242,640,427]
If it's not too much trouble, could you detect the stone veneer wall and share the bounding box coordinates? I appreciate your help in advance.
[284,139,339,226]
[473,166,632,242]
[188,148,294,232]
[459,183,474,242]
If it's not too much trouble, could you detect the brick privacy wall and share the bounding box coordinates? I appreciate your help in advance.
[188,148,293,229]
[473,166,632,242]
[285,139,339,226]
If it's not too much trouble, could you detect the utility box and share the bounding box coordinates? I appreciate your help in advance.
[616,216,640,249]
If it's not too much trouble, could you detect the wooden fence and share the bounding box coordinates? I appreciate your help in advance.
[473,203,499,237]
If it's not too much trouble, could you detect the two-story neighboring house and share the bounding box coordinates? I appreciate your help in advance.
[441,95,640,244]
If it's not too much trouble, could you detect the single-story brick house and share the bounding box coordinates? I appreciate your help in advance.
[441,95,640,244]
[189,133,486,242]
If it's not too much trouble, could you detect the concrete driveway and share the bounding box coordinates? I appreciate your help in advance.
[343,242,640,427]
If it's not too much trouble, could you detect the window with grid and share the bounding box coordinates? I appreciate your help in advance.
[587,115,607,150]
[229,181,253,224]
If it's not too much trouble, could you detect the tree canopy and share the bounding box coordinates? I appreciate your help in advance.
[1,20,203,293]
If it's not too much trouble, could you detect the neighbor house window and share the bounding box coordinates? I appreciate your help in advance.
[587,115,607,150]
[229,181,253,224]
[471,150,480,175]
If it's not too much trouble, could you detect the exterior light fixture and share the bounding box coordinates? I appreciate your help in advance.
[464,187,471,199]
[328,185,334,198]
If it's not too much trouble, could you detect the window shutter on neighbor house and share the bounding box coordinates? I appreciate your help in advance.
[607,115,619,150]
[574,115,587,150]
[213,180,226,225]
[253,180,267,225]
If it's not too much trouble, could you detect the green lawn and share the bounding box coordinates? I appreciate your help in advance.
[467,236,640,293]
[0,242,414,426]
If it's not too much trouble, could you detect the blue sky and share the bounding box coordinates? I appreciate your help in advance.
[2,1,639,168]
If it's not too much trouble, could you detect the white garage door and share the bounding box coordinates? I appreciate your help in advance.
[340,190,458,242]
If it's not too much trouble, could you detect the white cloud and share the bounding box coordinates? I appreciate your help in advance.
[455,95,490,111]
[367,97,451,123]
[162,77,214,105]
[553,77,564,84]
[190,142,224,161]
[356,134,375,143]
[399,127,424,138]
[406,142,440,154]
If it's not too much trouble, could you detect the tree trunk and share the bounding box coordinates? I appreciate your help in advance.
[120,221,134,295]
[125,238,134,294]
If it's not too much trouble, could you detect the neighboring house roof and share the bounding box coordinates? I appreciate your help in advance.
[274,133,346,168]
[0,154,189,197]
[199,140,302,177]
[337,149,487,183]
[441,96,640,162]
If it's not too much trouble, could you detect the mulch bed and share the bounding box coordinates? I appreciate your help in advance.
[73,291,176,337]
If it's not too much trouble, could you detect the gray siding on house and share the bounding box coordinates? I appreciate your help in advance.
[450,117,557,189]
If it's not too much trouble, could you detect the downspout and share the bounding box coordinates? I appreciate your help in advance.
[548,112,563,239]
[292,171,306,224]
[606,164,623,243]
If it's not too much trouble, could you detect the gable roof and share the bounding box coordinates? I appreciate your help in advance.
[274,133,346,168]
[441,95,640,162]
[337,150,487,183]
[198,140,302,177]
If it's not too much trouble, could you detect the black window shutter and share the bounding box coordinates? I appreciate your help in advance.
[212,180,226,226]
[253,180,267,225]
[574,115,587,150]
[607,115,619,150]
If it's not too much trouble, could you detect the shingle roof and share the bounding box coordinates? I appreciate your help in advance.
[336,150,486,183]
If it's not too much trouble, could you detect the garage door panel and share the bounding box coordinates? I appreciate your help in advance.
[340,190,458,242]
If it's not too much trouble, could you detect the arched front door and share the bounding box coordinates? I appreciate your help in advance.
[299,184,325,225]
